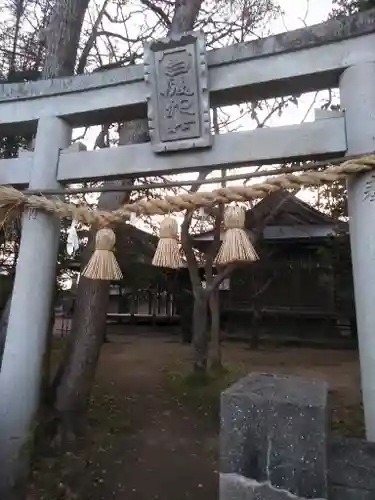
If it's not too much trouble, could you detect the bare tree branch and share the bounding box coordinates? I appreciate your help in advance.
[76,0,110,74]
[140,0,171,28]
[211,262,236,290]
[181,170,208,291]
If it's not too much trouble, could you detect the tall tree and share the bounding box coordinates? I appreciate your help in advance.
[41,0,91,78]
[53,0,205,439]
[0,0,284,441]
[53,0,283,421]
[0,0,91,497]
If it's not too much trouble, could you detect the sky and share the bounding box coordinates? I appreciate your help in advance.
[76,0,336,222]
[259,0,336,206]
[64,0,336,286]
[253,0,335,128]
[274,0,333,30]
[80,0,335,143]
[0,0,338,284]
[267,0,335,127]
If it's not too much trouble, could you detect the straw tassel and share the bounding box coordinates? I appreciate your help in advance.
[215,206,259,265]
[82,228,123,280]
[152,216,183,269]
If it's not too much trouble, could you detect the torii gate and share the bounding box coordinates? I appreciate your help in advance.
[1,8,375,491]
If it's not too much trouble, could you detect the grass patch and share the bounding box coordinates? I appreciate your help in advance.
[30,383,131,500]
[330,397,365,438]
[164,364,244,426]
[164,363,365,439]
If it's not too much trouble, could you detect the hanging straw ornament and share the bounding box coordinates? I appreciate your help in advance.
[215,205,259,265]
[152,216,183,269]
[81,228,123,280]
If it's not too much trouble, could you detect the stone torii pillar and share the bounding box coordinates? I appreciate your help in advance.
[340,62,375,441]
[0,116,72,495]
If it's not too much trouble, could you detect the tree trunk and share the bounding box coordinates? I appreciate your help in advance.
[53,0,203,435]
[209,289,223,371]
[54,120,149,438]
[42,0,90,78]
[192,290,209,375]
[169,0,202,34]
[55,278,111,438]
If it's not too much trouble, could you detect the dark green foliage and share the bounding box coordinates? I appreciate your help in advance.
[324,0,375,218]
[0,136,29,159]
[165,368,237,424]
[317,234,355,318]
[0,275,13,310]
[0,69,41,160]
[331,0,375,15]
[318,181,347,219]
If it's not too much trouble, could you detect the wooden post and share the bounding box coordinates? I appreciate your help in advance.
[0,117,71,496]
[340,62,375,441]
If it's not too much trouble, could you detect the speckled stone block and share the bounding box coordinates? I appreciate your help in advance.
[220,373,328,499]
[329,485,375,500]
[328,437,375,500]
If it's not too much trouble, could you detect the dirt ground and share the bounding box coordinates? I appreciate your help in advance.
[29,331,363,500]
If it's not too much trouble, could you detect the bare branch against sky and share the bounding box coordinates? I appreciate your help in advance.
[0,0,336,227]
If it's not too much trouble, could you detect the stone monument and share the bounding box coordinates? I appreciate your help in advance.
[220,373,328,500]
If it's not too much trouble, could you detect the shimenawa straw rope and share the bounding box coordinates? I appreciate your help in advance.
[0,156,373,226]
[1,155,375,278]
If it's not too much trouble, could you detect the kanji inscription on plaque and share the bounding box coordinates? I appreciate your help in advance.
[363,173,375,203]
[144,31,211,153]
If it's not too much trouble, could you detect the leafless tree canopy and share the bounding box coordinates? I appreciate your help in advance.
[0,0,345,401]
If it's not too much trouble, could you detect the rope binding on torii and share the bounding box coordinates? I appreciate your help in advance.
[1,155,375,280]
